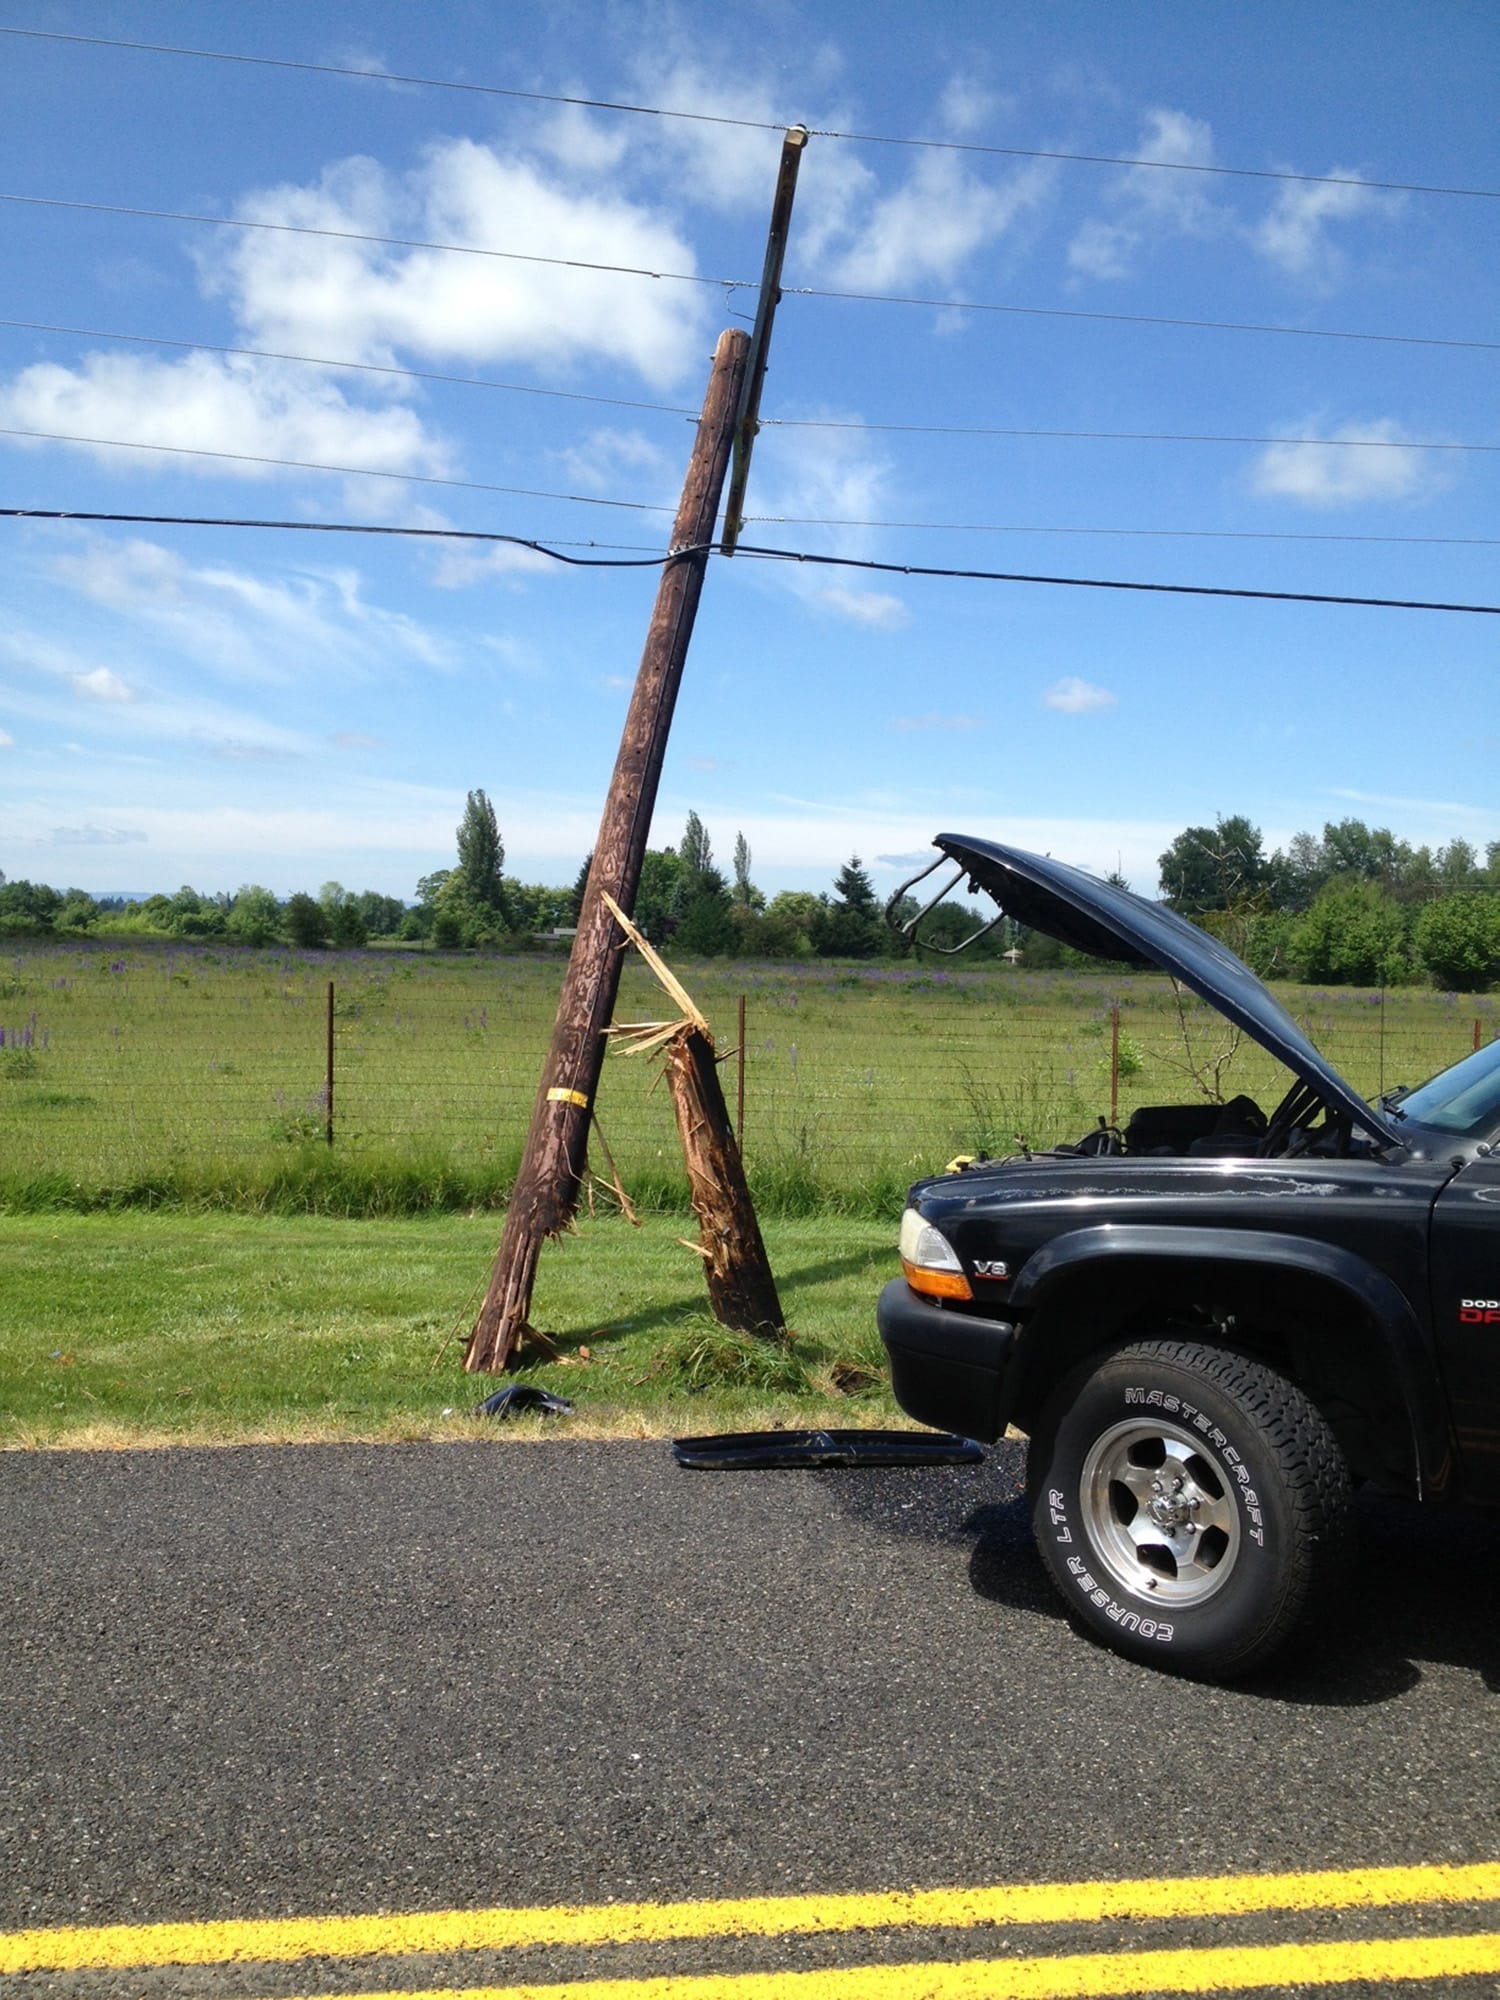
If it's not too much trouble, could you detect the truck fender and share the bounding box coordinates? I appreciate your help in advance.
[1008,1224,1452,1497]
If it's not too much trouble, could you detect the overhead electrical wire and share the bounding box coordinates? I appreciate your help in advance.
[3,317,1495,454]
[743,515,1500,547]
[5,426,1496,547]
[0,508,675,565]
[0,318,701,420]
[0,427,673,511]
[1,191,1493,353]
[4,506,1496,614]
[3,26,1497,202]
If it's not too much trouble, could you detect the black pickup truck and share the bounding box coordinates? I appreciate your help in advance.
[878,835,1500,1679]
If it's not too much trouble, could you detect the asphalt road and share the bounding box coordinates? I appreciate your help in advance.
[2,1440,1498,1997]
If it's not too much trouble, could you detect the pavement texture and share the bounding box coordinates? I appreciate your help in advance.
[2,1438,1498,1985]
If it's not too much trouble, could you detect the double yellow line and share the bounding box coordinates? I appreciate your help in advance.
[4,1859,1498,1996]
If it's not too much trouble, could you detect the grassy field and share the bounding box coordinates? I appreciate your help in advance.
[0,1211,899,1447]
[3,942,1495,1449]
[1,938,1493,1217]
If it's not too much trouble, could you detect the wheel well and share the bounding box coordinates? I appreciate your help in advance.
[1011,1257,1418,1493]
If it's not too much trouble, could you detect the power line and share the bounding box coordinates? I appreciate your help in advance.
[783,282,1500,354]
[3,508,1497,614]
[2,190,1494,353]
[4,316,1494,453]
[5,427,1495,547]
[0,508,675,565]
[3,26,1496,202]
[0,427,675,511]
[732,545,1500,616]
[0,318,699,421]
[744,516,1500,548]
[764,415,1498,454]
[0,191,740,293]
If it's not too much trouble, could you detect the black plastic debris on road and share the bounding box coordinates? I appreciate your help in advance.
[474,1385,575,1420]
[671,1429,984,1470]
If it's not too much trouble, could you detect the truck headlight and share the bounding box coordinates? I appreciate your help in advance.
[898,1207,973,1302]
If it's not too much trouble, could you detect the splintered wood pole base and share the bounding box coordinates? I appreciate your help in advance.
[665,1026,784,1336]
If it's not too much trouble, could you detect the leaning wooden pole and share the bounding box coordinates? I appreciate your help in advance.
[466,328,750,1373]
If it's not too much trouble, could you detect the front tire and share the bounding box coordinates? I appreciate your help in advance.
[1027,1340,1353,1679]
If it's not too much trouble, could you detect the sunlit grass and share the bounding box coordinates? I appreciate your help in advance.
[0,1211,902,1446]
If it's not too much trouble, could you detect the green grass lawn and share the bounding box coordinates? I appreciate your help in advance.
[0,1211,902,1447]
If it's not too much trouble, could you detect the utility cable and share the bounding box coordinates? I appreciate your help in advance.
[743,516,1500,548]
[763,414,1497,454]
[731,544,1500,615]
[3,27,1496,202]
[4,507,1497,613]
[4,427,1495,546]
[3,316,1493,452]
[0,318,699,419]
[1,191,1492,352]
[0,427,675,510]
[0,191,740,293]
[0,508,680,565]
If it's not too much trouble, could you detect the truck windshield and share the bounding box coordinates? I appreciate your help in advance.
[1390,1038,1500,1140]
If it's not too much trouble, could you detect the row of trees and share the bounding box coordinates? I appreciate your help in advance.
[1158,816,1500,990]
[5,797,1500,988]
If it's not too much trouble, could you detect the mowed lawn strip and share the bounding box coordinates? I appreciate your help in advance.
[0,1211,900,1445]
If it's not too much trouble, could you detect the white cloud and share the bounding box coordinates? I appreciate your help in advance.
[332,732,378,750]
[50,823,147,846]
[1066,219,1138,281]
[211,141,710,389]
[48,536,452,685]
[1068,108,1224,279]
[825,152,1055,291]
[429,539,560,589]
[0,728,14,748]
[938,77,1006,137]
[1249,421,1445,508]
[816,586,909,629]
[73,666,138,704]
[0,351,445,484]
[1045,676,1117,714]
[558,426,676,500]
[1253,173,1395,281]
[619,58,786,211]
[743,418,911,627]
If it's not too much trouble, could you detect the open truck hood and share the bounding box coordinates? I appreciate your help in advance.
[933,832,1396,1148]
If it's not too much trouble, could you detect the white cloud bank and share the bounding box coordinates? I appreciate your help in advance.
[1045,676,1117,713]
[1250,421,1446,508]
[1068,110,1397,289]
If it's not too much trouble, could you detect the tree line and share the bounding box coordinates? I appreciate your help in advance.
[1156,814,1500,991]
[3,795,1499,989]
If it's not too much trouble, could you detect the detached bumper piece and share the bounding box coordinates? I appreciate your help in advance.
[672,1428,984,1470]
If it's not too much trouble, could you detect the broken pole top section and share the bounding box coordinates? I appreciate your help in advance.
[721,124,809,556]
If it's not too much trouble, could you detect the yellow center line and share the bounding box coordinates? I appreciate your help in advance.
[3,1860,1499,1975]
[270,1931,1500,2000]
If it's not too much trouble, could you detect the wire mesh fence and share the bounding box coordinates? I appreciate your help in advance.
[1,938,1496,1211]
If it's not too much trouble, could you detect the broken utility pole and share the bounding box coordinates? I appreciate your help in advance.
[465,328,749,1373]
[602,894,784,1337]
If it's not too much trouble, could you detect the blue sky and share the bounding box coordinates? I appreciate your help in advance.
[0,0,1495,901]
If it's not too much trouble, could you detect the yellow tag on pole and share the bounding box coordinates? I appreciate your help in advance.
[546,1087,590,1109]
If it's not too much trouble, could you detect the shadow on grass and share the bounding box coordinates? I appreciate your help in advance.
[533,1247,897,1353]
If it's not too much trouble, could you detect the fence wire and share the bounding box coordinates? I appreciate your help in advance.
[0,940,1495,1202]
